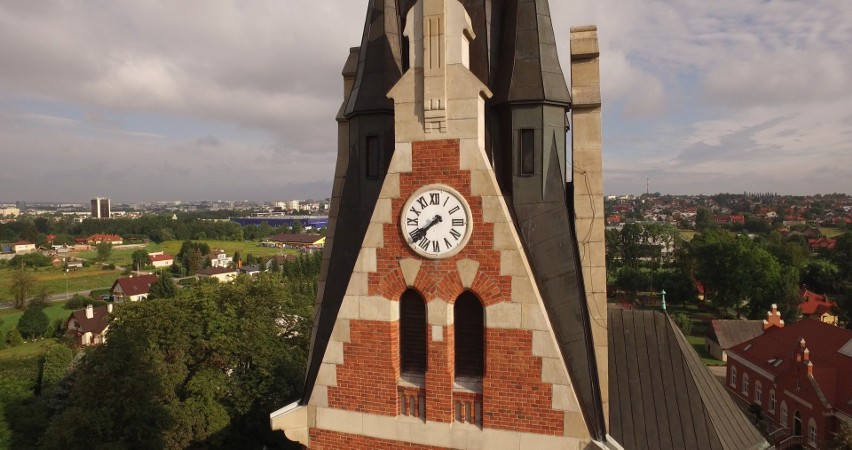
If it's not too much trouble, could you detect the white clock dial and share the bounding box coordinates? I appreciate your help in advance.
[401,186,472,259]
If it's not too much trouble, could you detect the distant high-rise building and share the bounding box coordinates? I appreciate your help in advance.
[91,197,111,219]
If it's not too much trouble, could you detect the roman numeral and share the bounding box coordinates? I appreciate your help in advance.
[416,196,429,209]
[450,228,462,240]
[432,241,440,253]
[448,206,460,215]
[444,238,453,249]
[406,217,418,227]
[409,207,421,217]
[430,193,440,205]
[452,219,465,227]
[418,238,431,251]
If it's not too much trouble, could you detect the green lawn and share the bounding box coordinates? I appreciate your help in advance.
[1,301,70,336]
[687,335,725,366]
[73,243,158,267]
[819,227,845,238]
[154,240,299,259]
[0,266,119,303]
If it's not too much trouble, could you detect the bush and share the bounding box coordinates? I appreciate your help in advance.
[65,295,107,310]
[672,312,693,336]
[6,328,23,347]
[102,263,116,271]
[18,305,50,340]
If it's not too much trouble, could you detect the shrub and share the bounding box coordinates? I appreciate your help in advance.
[65,295,106,310]
[672,312,693,336]
[18,305,50,340]
[6,328,23,347]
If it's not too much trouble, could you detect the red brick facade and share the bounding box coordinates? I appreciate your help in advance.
[310,430,447,450]
[323,139,566,441]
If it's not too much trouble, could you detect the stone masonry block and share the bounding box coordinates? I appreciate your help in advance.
[338,296,360,320]
[345,272,369,297]
[456,259,480,288]
[324,340,344,365]
[459,138,486,171]
[564,411,590,439]
[532,330,561,358]
[359,296,398,322]
[511,276,538,304]
[541,357,570,385]
[389,142,413,173]
[551,384,581,412]
[379,172,401,199]
[362,222,385,249]
[373,198,392,224]
[312,385,329,408]
[399,258,422,286]
[481,195,509,224]
[522,304,549,331]
[353,248,377,273]
[330,319,351,343]
[428,299,452,326]
[500,250,527,277]
[470,169,499,197]
[316,407,362,436]
[491,221,517,250]
[316,363,338,387]
[486,302,522,329]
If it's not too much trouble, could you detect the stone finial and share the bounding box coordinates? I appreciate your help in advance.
[764,304,785,329]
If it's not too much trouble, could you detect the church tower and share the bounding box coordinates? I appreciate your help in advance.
[272,1,607,448]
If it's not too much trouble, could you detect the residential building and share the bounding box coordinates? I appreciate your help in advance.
[196,267,237,283]
[88,234,124,245]
[0,207,20,217]
[800,289,839,325]
[91,197,111,218]
[262,234,326,249]
[706,320,766,362]
[208,250,233,268]
[66,303,113,346]
[238,265,260,277]
[726,319,852,448]
[147,252,175,268]
[110,274,158,302]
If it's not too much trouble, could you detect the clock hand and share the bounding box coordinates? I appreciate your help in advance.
[411,215,443,243]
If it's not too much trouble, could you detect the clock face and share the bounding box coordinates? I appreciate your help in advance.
[401,186,472,259]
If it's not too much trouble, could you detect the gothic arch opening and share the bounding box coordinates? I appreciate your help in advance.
[400,289,427,374]
[454,291,484,378]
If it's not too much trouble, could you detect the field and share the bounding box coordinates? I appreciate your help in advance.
[0,267,120,303]
[153,240,298,259]
[819,227,845,238]
[73,243,158,267]
[0,301,71,336]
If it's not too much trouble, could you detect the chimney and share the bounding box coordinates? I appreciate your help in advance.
[803,348,810,361]
[86,304,94,319]
[806,360,813,376]
[107,303,113,313]
[764,304,785,330]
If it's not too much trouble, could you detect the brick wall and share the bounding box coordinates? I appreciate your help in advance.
[310,430,446,450]
[325,138,565,440]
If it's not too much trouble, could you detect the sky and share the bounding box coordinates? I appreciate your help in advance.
[0,0,850,203]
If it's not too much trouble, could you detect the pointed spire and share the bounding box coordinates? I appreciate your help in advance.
[494,0,571,105]
[345,0,404,117]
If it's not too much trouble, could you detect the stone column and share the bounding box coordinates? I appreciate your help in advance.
[570,25,608,428]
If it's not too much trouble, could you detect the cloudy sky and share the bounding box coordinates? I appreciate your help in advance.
[1,0,850,203]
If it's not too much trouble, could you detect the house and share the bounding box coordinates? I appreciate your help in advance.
[147,252,175,268]
[196,267,237,283]
[264,254,298,271]
[65,260,84,271]
[238,265,260,277]
[705,319,767,362]
[11,240,36,254]
[263,233,326,249]
[808,238,837,252]
[88,234,123,245]
[800,289,839,325]
[110,274,158,302]
[208,250,233,268]
[66,303,113,346]
[726,319,852,448]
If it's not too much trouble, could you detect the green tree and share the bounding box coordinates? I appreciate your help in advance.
[148,272,178,300]
[672,312,693,336]
[6,327,23,347]
[615,267,651,301]
[291,220,304,234]
[96,242,113,262]
[40,275,310,449]
[39,344,74,395]
[18,302,50,339]
[827,420,852,450]
[10,263,35,309]
[132,249,150,271]
[695,207,714,231]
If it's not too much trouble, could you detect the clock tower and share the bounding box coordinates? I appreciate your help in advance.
[272,1,607,448]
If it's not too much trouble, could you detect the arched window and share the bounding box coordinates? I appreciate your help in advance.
[780,401,788,428]
[454,291,484,378]
[730,366,737,387]
[808,418,817,445]
[769,389,776,413]
[742,373,749,396]
[400,290,427,374]
[794,411,803,436]
[755,381,762,404]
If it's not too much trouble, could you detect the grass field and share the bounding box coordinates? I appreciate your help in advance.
[73,242,158,267]
[687,335,725,366]
[819,227,846,238]
[0,301,70,336]
[0,266,119,303]
[154,240,299,259]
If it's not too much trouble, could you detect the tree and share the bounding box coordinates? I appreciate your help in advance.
[10,263,35,309]
[18,302,50,340]
[131,249,150,272]
[827,420,852,450]
[148,272,178,300]
[6,327,23,347]
[39,344,74,395]
[695,207,714,231]
[96,242,113,262]
[672,312,693,336]
[615,267,651,301]
[40,275,310,449]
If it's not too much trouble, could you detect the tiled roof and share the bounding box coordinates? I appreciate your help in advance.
[800,289,836,315]
[112,274,158,297]
[728,319,852,416]
[68,305,111,334]
[148,253,174,262]
[197,267,236,276]
[89,234,123,242]
[609,310,769,450]
[707,320,765,349]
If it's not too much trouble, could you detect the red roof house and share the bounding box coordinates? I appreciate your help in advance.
[726,319,852,448]
[66,303,113,346]
[88,234,124,245]
[800,289,838,325]
[110,274,158,302]
[807,238,837,251]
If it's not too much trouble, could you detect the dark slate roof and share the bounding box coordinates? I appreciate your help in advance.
[344,0,403,117]
[197,267,237,276]
[492,0,571,105]
[112,274,158,297]
[707,320,764,350]
[68,305,111,334]
[608,309,769,450]
[267,234,324,244]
